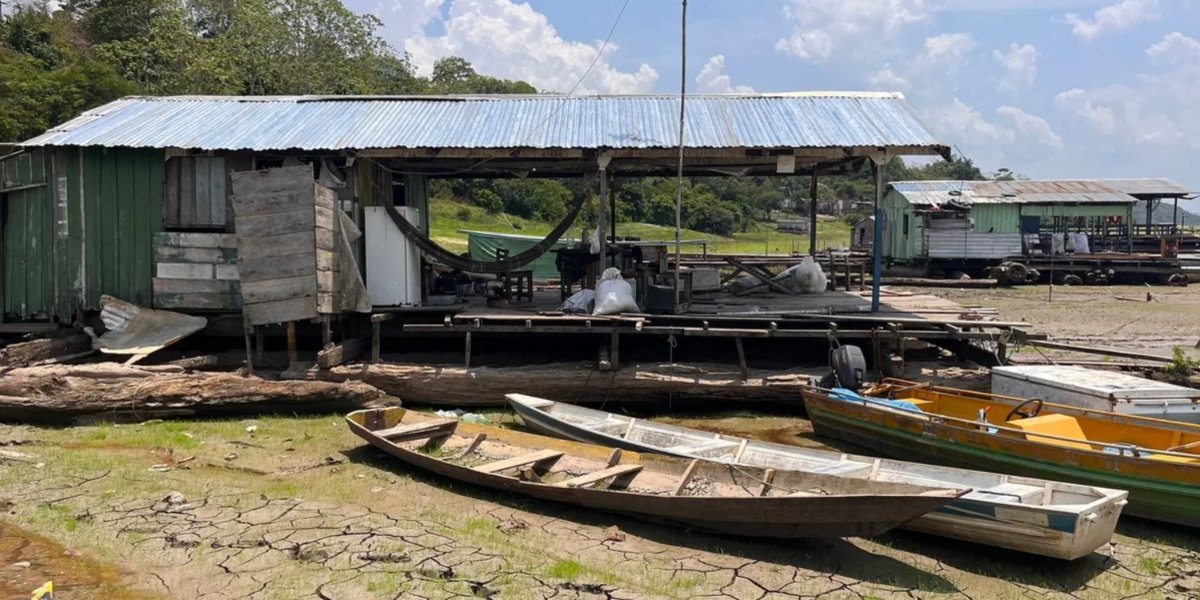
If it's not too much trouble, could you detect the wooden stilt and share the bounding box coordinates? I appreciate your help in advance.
[465,331,472,368]
[611,330,620,371]
[286,321,298,367]
[735,337,748,382]
[242,314,255,376]
[321,316,332,348]
[254,326,264,366]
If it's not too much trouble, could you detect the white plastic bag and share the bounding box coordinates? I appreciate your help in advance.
[1050,233,1065,255]
[560,289,595,313]
[1073,233,1090,255]
[593,267,639,315]
[789,256,828,294]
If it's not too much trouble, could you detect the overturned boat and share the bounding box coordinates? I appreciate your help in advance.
[346,407,966,539]
[508,394,1128,560]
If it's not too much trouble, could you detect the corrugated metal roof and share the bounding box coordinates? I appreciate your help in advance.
[1092,178,1191,197]
[890,180,1141,206]
[19,93,949,153]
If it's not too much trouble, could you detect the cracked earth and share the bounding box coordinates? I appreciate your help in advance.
[1,414,1198,600]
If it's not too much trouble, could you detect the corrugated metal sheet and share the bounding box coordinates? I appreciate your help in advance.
[20,93,948,153]
[891,180,1140,206]
[1095,178,1191,198]
[926,231,1022,259]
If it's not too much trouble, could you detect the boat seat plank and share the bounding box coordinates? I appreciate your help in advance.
[810,462,872,476]
[581,420,629,435]
[475,450,565,474]
[376,419,457,442]
[556,464,643,488]
[968,482,1044,503]
[1005,414,1095,450]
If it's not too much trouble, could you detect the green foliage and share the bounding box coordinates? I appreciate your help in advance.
[1163,347,1199,385]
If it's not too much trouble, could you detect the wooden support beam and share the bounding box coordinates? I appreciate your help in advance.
[464,331,472,368]
[317,337,370,370]
[375,419,458,443]
[321,316,332,348]
[757,469,776,497]
[167,355,219,370]
[243,316,255,376]
[455,433,488,459]
[735,337,749,382]
[611,330,620,371]
[371,314,394,365]
[286,321,298,367]
[672,459,701,496]
[605,448,623,467]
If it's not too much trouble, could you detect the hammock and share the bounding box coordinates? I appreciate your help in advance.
[385,196,586,274]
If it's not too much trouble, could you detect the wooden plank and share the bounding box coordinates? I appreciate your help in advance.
[153,278,238,295]
[315,249,334,272]
[605,448,622,467]
[315,228,334,252]
[286,321,298,365]
[165,157,181,227]
[156,263,214,279]
[316,268,334,293]
[237,254,315,281]
[314,185,335,210]
[556,464,643,488]
[757,469,776,497]
[215,265,239,280]
[316,293,334,314]
[735,337,748,381]
[234,190,311,216]
[153,246,237,264]
[153,293,241,310]
[454,433,487,459]
[475,450,564,474]
[314,205,334,231]
[153,232,237,248]
[230,167,312,198]
[168,355,219,369]
[316,337,370,369]
[244,296,316,326]
[235,209,315,238]
[180,156,195,226]
[241,276,317,304]
[236,232,315,262]
[210,156,227,226]
[195,157,213,227]
[375,419,457,442]
[1026,340,1173,364]
[671,459,701,496]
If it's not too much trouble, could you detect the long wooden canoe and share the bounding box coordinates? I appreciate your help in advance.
[346,407,967,539]
[507,394,1128,560]
[801,379,1200,528]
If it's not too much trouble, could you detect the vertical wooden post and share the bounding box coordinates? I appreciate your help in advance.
[242,314,254,376]
[844,253,851,291]
[808,174,819,256]
[286,321,298,367]
[321,316,332,348]
[254,326,264,366]
[464,331,472,368]
[859,260,866,292]
[371,320,381,364]
[735,337,748,382]
[611,330,620,371]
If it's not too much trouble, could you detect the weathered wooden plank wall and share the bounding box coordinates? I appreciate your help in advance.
[152,232,240,310]
[231,166,330,326]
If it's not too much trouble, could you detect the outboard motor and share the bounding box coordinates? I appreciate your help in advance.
[830,345,867,389]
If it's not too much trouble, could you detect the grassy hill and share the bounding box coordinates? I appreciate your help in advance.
[430,198,851,255]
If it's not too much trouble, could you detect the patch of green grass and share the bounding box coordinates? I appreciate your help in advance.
[546,558,585,580]
[1139,556,1163,576]
[465,517,497,534]
[364,572,407,595]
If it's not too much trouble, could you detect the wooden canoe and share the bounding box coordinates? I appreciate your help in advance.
[346,407,967,539]
[507,394,1128,560]
[801,379,1200,528]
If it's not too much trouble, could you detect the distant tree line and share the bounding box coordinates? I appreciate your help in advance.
[1,0,1020,237]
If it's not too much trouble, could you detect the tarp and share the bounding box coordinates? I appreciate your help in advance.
[464,230,572,280]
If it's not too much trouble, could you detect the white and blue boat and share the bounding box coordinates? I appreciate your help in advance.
[507,393,1129,560]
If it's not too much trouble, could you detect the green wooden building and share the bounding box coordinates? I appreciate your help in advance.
[880,179,1188,266]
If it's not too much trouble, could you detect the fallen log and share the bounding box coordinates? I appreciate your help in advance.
[310,362,815,408]
[0,331,92,366]
[0,363,398,423]
[879,277,999,289]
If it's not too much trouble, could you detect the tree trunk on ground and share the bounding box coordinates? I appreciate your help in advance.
[0,364,397,424]
[0,332,93,366]
[310,362,815,408]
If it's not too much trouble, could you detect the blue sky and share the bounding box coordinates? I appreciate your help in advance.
[344,0,1199,192]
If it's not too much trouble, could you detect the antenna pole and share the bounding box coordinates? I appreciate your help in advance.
[673,0,687,308]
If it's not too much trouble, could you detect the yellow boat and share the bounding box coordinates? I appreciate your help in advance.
[801,379,1200,527]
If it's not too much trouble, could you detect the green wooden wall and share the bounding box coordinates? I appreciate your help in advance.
[1,149,56,319]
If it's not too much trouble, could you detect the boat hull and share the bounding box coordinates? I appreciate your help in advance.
[802,389,1195,529]
[347,408,961,539]
[511,396,1126,560]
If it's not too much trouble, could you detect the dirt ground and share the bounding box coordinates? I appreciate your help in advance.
[2,285,1199,599]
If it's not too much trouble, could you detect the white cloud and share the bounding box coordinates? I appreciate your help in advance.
[997,105,1064,149]
[402,0,658,94]
[372,0,446,44]
[993,43,1038,97]
[923,98,1015,145]
[775,0,931,63]
[921,33,975,67]
[1064,0,1160,41]
[1055,32,1200,148]
[868,65,910,91]
[695,55,755,94]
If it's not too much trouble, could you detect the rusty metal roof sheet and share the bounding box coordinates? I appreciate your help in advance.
[20,93,948,154]
[890,180,1143,206]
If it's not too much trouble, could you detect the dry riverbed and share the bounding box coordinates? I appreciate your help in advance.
[2,408,1198,600]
